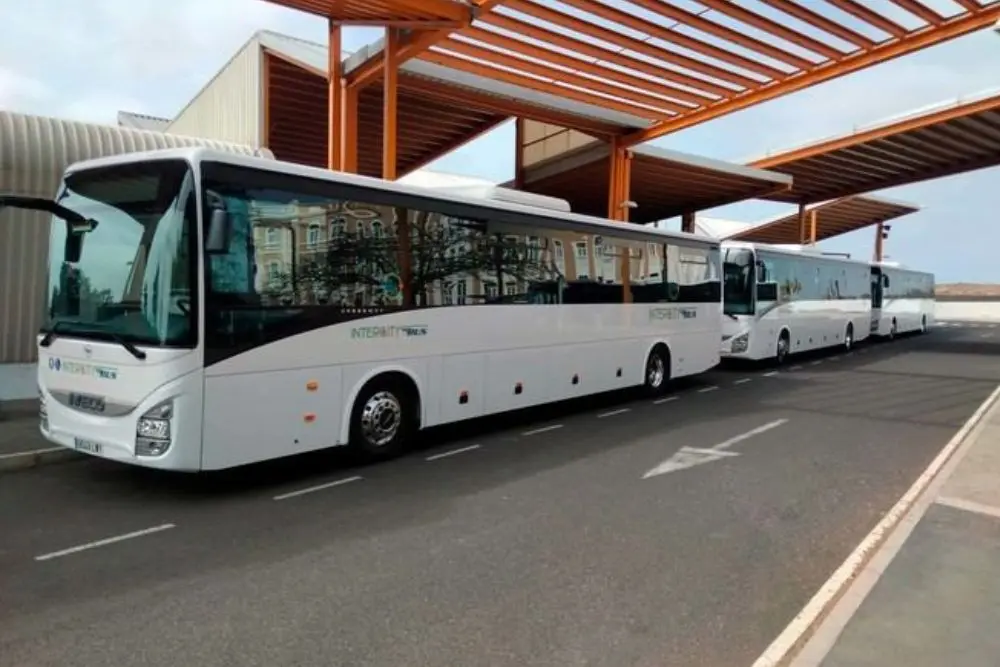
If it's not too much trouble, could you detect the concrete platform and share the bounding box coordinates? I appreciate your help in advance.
[792,383,1000,667]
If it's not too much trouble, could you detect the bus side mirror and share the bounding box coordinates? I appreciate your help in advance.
[64,233,83,263]
[205,208,232,254]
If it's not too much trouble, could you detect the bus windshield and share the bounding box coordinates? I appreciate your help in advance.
[44,159,198,348]
[723,247,754,316]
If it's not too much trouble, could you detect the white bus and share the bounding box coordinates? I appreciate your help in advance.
[18,148,723,471]
[720,241,872,363]
[869,262,935,338]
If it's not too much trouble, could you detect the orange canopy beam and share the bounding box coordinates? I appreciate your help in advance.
[620,5,1000,147]
[345,0,505,90]
[751,90,1000,169]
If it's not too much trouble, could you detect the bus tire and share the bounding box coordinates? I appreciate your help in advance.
[644,345,670,396]
[920,315,927,333]
[775,330,791,365]
[889,318,897,341]
[349,374,418,461]
[844,322,854,352]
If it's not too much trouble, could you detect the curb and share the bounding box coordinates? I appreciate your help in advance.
[0,447,81,473]
[752,382,1000,667]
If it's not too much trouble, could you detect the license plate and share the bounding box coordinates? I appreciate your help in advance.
[73,437,103,454]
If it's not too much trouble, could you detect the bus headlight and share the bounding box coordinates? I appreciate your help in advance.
[731,332,749,353]
[136,400,173,457]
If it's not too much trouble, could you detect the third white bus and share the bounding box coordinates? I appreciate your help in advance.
[869,262,935,337]
[721,241,872,363]
[25,147,723,471]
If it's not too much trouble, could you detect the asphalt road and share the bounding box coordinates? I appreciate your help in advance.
[2,324,999,667]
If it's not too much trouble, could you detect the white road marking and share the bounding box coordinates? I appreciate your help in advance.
[522,424,563,436]
[0,446,64,460]
[829,355,841,361]
[273,475,363,501]
[653,396,678,405]
[643,418,789,479]
[809,360,823,366]
[733,378,751,385]
[789,365,803,371]
[981,333,991,338]
[35,524,176,562]
[697,385,719,393]
[597,408,631,419]
[426,444,481,461]
[935,496,1000,520]
[751,382,1000,667]
[762,371,779,377]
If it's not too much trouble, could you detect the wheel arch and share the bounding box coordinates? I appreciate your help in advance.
[339,365,424,445]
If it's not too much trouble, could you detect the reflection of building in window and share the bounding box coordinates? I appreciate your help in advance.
[505,282,518,297]
[371,220,383,238]
[307,223,321,247]
[267,261,281,287]
[265,228,277,247]
[485,282,498,299]
[455,280,467,305]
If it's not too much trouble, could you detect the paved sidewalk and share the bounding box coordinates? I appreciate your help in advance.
[793,387,1000,667]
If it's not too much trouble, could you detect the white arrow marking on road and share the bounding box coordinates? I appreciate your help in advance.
[642,419,789,479]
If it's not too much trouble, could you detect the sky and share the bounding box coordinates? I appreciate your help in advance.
[1,0,998,282]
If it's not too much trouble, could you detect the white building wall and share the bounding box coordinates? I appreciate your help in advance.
[167,35,264,148]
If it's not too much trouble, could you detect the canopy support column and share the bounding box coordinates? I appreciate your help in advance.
[383,28,400,180]
[808,209,818,245]
[874,222,885,262]
[607,137,633,303]
[797,203,807,244]
[326,20,343,171]
[681,212,695,234]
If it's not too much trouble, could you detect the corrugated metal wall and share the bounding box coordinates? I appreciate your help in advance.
[167,36,263,147]
[0,111,266,365]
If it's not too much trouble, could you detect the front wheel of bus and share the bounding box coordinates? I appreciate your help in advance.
[775,331,790,366]
[843,323,854,352]
[350,379,415,461]
[644,347,670,396]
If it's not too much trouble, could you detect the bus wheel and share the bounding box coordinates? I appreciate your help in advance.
[350,377,416,460]
[775,331,790,365]
[920,315,927,333]
[889,319,897,340]
[844,323,854,352]
[644,346,670,396]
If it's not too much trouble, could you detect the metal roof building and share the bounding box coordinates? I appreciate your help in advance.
[0,111,267,402]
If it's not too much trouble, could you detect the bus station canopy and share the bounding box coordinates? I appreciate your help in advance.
[725,195,919,245]
[266,0,1000,146]
[749,89,1000,204]
[260,30,645,177]
[510,143,792,223]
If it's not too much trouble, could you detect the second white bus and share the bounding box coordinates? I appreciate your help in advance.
[28,148,723,471]
[869,262,935,337]
[721,242,872,363]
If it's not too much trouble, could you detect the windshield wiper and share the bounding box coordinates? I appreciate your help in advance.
[106,332,147,360]
[40,321,147,360]
[39,320,70,347]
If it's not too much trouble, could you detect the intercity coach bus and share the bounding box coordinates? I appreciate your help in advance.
[721,241,872,363]
[10,148,724,471]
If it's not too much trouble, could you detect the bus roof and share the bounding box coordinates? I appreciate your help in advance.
[64,147,719,248]
[873,261,934,276]
[722,240,872,267]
